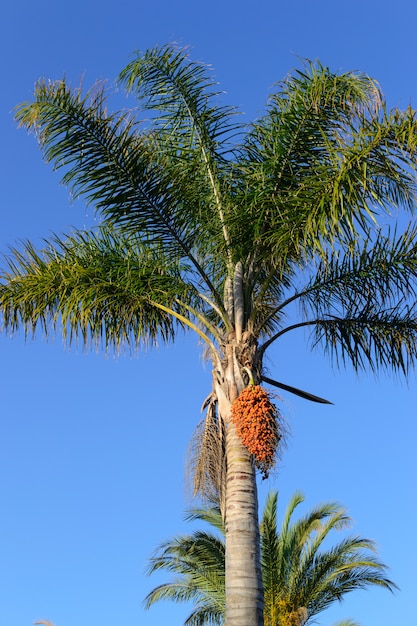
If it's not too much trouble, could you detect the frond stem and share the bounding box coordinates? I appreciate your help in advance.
[176,299,224,348]
[197,291,230,328]
[259,320,319,355]
[149,300,218,355]
[140,52,233,267]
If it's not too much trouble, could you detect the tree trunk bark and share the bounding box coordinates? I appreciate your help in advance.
[216,342,264,626]
[225,415,264,626]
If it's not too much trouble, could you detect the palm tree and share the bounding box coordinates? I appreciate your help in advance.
[144,491,396,626]
[1,45,417,626]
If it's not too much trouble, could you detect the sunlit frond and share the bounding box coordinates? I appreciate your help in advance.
[119,44,240,156]
[14,74,227,306]
[118,44,243,270]
[240,60,417,263]
[0,227,211,350]
[258,225,417,374]
[145,491,395,625]
[144,515,225,626]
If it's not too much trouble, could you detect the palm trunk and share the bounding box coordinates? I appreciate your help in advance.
[225,413,263,626]
[215,342,264,626]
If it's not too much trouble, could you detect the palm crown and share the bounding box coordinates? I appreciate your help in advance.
[145,491,396,626]
[1,45,417,626]
[4,47,417,364]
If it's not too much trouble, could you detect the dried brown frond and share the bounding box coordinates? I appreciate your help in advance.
[186,396,226,519]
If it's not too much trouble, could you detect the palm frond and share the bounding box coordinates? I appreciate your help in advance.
[144,526,225,626]
[299,224,417,315]
[258,225,417,375]
[15,80,173,240]
[260,492,281,623]
[118,45,242,267]
[303,536,397,617]
[260,491,396,624]
[14,73,227,305]
[184,505,224,534]
[184,606,224,626]
[0,227,212,350]
[146,490,395,625]
[313,307,417,374]
[119,44,240,157]
[240,61,417,263]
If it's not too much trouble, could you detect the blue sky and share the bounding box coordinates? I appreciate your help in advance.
[1,1,417,625]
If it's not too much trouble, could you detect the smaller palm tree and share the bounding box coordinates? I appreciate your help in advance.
[145,492,396,626]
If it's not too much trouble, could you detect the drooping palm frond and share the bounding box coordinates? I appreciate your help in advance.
[144,518,225,626]
[14,80,175,242]
[0,226,220,351]
[13,71,228,309]
[300,535,396,618]
[312,307,417,374]
[257,225,417,374]
[187,396,227,517]
[302,225,417,312]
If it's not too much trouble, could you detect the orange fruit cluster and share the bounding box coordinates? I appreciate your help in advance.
[230,385,280,479]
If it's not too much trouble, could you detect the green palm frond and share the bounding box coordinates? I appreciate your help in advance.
[144,525,225,626]
[303,537,397,617]
[312,307,417,374]
[274,496,349,607]
[262,493,396,625]
[260,492,281,621]
[184,506,224,534]
[14,72,226,306]
[145,491,395,625]
[15,80,171,237]
[118,44,243,271]
[119,44,240,157]
[300,225,417,313]
[0,226,219,350]
[258,225,417,374]
[184,607,224,626]
[241,61,417,262]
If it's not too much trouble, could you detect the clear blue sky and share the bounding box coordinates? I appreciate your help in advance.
[1,2,416,625]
